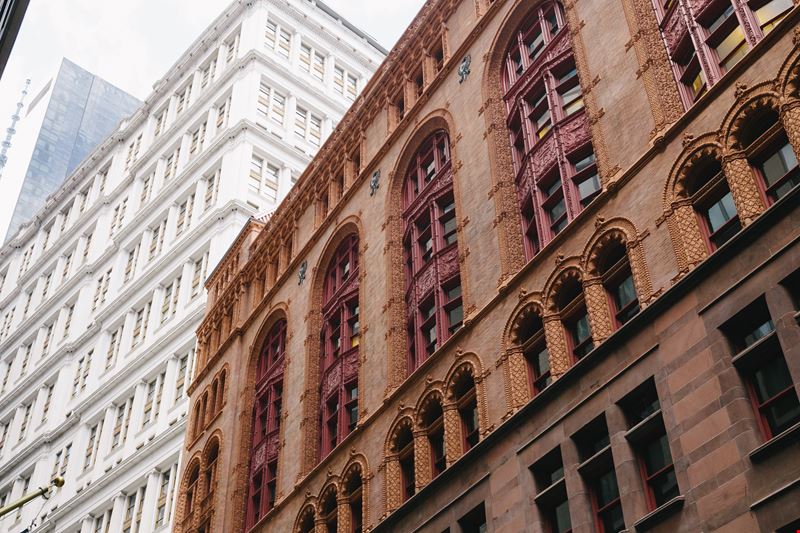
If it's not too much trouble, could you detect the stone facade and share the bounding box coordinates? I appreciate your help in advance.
[180,0,800,532]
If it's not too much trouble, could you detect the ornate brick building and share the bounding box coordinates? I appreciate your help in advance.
[177,0,800,531]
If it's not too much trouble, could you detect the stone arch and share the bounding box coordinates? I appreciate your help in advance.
[582,217,653,309]
[341,453,370,533]
[385,110,471,391]
[301,217,365,475]
[414,384,447,488]
[721,82,781,151]
[293,501,317,533]
[384,411,415,514]
[176,452,203,533]
[501,293,547,411]
[317,479,341,533]
[777,40,800,100]
[541,260,584,378]
[443,353,489,463]
[481,0,618,285]
[234,304,289,533]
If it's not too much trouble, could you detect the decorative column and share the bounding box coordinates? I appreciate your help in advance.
[506,347,530,410]
[384,454,402,512]
[582,277,614,344]
[780,99,800,157]
[543,314,570,380]
[722,151,765,225]
[442,403,464,466]
[336,493,352,533]
[413,429,432,490]
[315,516,328,533]
[669,200,708,270]
[626,238,654,306]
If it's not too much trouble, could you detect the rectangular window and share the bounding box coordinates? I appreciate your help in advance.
[216,96,231,131]
[149,218,168,260]
[84,420,102,470]
[532,447,571,533]
[175,354,189,402]
[154,107,167,137]
[40,384,53,423]
[62,304,74,339]
[131,301,151,348]
[18,403,32,442]
[200,58,216,88]
[757,137,799,202]
[458,503,487,533]
[189,122,206,159]
[266,19,291,59]
[722,298,800,440]
[300,42,325,81]
[106,327,122,369]
[205,169,220,211]
[124,243,140,283]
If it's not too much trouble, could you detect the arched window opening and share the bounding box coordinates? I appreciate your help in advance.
[557,277,593,361]
[204,441,219,497]
[200,392,208,430]
[218,369,226,409]
[421,399,446,478]
[403,131,462,375]
[246,319,286,529]
[516,309,551,396]
[394,424,416,502]
[740,107,800,204]
[503,2,600,260]
[683,155,740,251]
[193,403,203,439]
[297,507,315,533]
[344,471,363,533]
[651,0,793,106]
[210,379,219,418]
[185,464,200,516]
[320,235,360,459]
[453,372,479,452]
[320,489,338,533]
[598,241,640,327]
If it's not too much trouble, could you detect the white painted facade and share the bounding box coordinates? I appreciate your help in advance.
[0,2,384,531]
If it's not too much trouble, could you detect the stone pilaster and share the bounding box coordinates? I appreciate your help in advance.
[583,277,614,344]
[722,151,765,225]
[543,314,570,379]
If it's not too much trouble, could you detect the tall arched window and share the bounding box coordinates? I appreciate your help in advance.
[503,2,599,259]
[420,397,446,478]
[204,440,219,499]
[683,154,740,251]
[320,235,360,458]
[556,276,593,362]
[650,0,793,106]
[516,309,551,396]
[320,488,338,533]
[296,506,315,533]
[246,319,286,528]
[403,131,463,375]
[453,372,479,452]
[598,242,640,328]
[344,469,363,533]
[185,462,200,517]
[394,424,415,502]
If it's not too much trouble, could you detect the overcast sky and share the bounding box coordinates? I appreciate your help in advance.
[0,0,425,234]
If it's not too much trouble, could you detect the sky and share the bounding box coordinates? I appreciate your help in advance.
[0,0,425,234]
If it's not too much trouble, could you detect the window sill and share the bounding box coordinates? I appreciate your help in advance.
[749,420,800,463]
[533,477,567,508]
[577,444,613,478]
[633,495,684,532]
[624,410,664,444]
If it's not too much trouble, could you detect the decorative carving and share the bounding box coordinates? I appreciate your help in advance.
[722,153,765,225]
[458,55,472,83]
[543,315,570,379]
[369,170,381,196]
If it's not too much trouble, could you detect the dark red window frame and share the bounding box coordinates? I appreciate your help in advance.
[749,124,800,205]
[557,279,593,362]
[454,374,479,451]
[320,235,360,459]
[502,2,600,261]
[246,319,287,528]
[403,131,462,375]
[599,243,640,328]
[345,473,363,533]
[423,399,446,478]
[520,313,552,396]
[395,425,416,503]
[684,156,741,252]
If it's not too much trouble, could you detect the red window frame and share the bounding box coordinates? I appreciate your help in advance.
[423,400,447,478]
[403,132,462,375]
[751,129,800,205]
[637,431,679,510]
[320,492,338,533]
[557,280,593,362]
[503,2,599,261]
[589,468,625,533]
[454,375,479,451]
[319,235,360,459]
[346,475,363,533]
[599,246,640,328]
[246,319,286,528]
[395,426,416,502]
[685,159,741,252]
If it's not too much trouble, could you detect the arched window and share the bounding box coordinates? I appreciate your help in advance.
[210,379,219,417]
[246,319,286,529]
[185,463,200,516]
[420,398,446,478]
[740,106,799,204]
[556,276,593,361]
[344,470,363,533]
[516,308,551,396]
[193,402,203,439]
[650,0,793,106]
[297,506,315,533]
[204,440,219,498]
[320,235,360,458]
[503,2,600,259]
[598,241,640,327]
[393,424,415,502]
[403,131,463,374]
[320,488,338,533]
[683,154,740,251]
[453,372,479,451]
[218,369,226,410]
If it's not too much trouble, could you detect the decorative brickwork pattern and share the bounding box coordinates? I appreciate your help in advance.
[413,429,432,490]
[543,314,570,380]
[781,99,800,156]
[506,347,529,410]
[583,277,614,344]
[722,152,765,225]
[619,0,685,134]
[442,403,464,466]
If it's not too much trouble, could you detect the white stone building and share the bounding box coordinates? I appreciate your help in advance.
[0,1,384,531]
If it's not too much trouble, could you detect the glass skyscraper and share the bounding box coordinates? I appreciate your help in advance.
[4,58,140,241]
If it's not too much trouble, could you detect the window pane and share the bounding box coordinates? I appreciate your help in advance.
[599,504,625,533]
[752,357,794,402]
[706,191,737,232]
[763,392,800,435]
[552,500,571,533]
[651,468,680,507]
[754,0,793,33]
[643,434,672,474]
[716,26,748,70]
[574,152,596,172]
[577,172,601,203]
[574,313,591,344]
[743,319,774,347]
[761,143,798,187]
[595,470,620,507]
[615,275,637,310]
